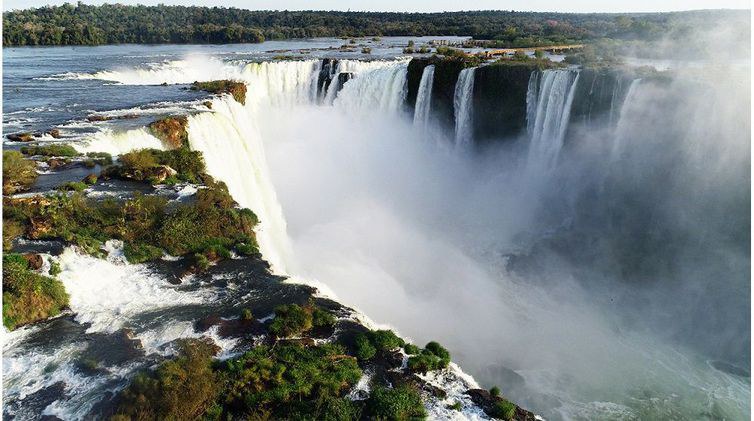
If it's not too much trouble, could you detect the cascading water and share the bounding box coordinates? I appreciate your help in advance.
[186,97,294,274]
[333,60,409,115]
[453,68,475,147]
[526,69,580,172]
[413,65,435,130]
[610,78,642,161]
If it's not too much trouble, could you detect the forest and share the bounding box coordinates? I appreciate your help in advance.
[3,3,746,46]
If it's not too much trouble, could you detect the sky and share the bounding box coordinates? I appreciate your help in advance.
[3,0,751,12]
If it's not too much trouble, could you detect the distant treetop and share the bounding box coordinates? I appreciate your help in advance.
[2,2,748,47]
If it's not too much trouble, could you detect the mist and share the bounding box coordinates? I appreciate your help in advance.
[251,54,749,418]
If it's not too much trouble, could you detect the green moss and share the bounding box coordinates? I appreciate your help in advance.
[20,144,78,157]
[58,181,88,192]
[448,401,462,411]
[192,80,247,105]
[49,260,62,276]
[490,386,501,397]
[407,341,451,373]
[85,151,112,166]
[123,242,164,264]
[365,385,427,420]
[2,253,69,330]
[269,303,313,338]
[241,308,254,321]
[490,399,517,420]
[403,343,421,355]
[3,150,38,195]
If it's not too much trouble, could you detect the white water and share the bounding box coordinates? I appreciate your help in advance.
[76,127,165,155]
[610,78,642,162]
[57,242,212,333]
[187,97,294,273]
[413,65,435,130]
[453,68,476,147]
[334,60,409,115]
[526,69,580,173]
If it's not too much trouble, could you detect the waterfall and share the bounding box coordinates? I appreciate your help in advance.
[187,97,294,273]
[413,65,435,130]
[526,69,580,172]
[333,60,408,115]
[77,127,164,155]
[241,60,321,109]
[610,78,642,161]
[453,68,476,147]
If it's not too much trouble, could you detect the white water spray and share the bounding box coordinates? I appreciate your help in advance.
[526,69,580,172]
[413,65,435,130]
[453,68,476,147]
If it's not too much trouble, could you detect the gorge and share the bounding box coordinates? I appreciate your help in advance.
[2,38,750,421]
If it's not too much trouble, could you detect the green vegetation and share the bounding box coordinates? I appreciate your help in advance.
[58,181,87,192]
[111,338,221,420]
[148,116,188,149]
[191,80,247,105]
[20,144,78,157]
[3,150,38,195]
[3,181,259,265]
[113,340,364,420]
[403,343,421,355]
[365,385,427,420]
[448,401,463,411]
[490,386,501,397]
[490,399,517,420]
[407,341,451,373]
[353,329,405,361]
[3,253,69,330]
[4,4,747,50]
[85,151,112,166]
[268,303,335,338]
[110,147,206,184]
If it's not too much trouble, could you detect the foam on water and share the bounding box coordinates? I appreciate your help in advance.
[56,243,212,333]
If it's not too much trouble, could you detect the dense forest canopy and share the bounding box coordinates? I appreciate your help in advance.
[2,2,749,47]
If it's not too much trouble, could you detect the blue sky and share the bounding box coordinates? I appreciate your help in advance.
[3,0,751,12]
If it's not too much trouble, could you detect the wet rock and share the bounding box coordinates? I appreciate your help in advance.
[82,174,98,185]
[148,116,188,149]
[7,132,34,142]
[86,115,113,122]
[203,100,213,109]
[191,80,247,105]
[196,313,222,332]
[47,129,61,138]
[23,253,44,270]
[466,388,537,421]
[46,158,69,170]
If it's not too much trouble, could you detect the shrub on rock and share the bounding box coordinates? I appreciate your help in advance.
[2,253,69,330]
[3,150,38,195]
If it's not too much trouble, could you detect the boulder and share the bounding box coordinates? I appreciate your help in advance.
[148,116,188,149]
[7,132,34,142]
[86,115,113,122]
[47,129,61,138]
[22,253,44,270]
[82,174,98,185]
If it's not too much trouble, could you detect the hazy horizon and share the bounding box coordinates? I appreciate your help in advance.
[3,0,751,13]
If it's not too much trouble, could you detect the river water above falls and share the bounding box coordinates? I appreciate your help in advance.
[3,41,750,420]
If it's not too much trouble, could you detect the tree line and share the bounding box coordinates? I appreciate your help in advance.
[2,3,747,47]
